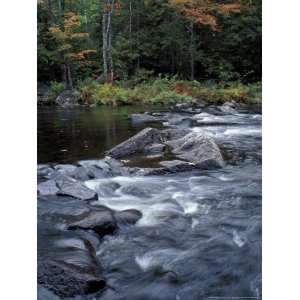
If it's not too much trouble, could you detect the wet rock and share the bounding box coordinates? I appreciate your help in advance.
[68,207,117,237]
[119,185,152,198]
[37,164,54,180]
[130,113,167,125]
[173,103,203,114]
[77,160,109,178]
[114,209,143,225]
[168,117,195,127]
[70,166,91,181]
[106,127,224,172]
[107,127,162,159]
[38,195,91,225]
[38,180,59,196]
[135,167,176,176]
[159,160,194,171]
[144,143,165,154]
[38,285,62,300]
[53,164,92,181]
[175,103,190,109]
[203,105,225,115]
[95,181,121,197]
[162,128,191,141]
[54,164,77,174]
[55,89,80,107]
[105,157,131,176]
[52,173,97,201]
[167,132,225,169]
[219,103,237,115]
[38,225,106,298]
[78,158,130,177]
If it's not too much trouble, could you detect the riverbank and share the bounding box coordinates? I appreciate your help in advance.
[38,78,261,108]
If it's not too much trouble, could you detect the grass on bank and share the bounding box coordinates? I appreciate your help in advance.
[49,77,261,106]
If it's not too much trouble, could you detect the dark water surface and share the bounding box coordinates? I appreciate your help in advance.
[38,106,261,299]
[38,106,162,164]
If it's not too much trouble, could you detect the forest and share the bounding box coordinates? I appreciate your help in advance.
[37,0,261,105]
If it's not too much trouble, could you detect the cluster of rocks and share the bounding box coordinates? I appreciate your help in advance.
[107,126,225,174]
[37,157,144,299]
[38,123,227,298]
[37,83,81,107]
[38,101,260,298]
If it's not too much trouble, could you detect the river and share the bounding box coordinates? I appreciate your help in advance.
[38,105,261,300]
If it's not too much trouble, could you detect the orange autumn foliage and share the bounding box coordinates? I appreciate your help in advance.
[168,0,241,31]
[49,12,96,63]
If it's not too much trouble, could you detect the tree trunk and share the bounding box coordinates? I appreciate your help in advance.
[66,62,73,89]
[107,0,114,83]
[102,11,108,81]
[47,0,55,25]
[129,0,132,39]
[102,0,114,83]
[62,62,73,90]
[171,50,175,75]
[189,22,195,80]
[136,0,141,72]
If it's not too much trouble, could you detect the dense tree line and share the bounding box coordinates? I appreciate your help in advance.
[37,0,261,87]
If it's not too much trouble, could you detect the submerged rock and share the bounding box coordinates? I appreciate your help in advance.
[114,209,143,225]
[130,113,167,125]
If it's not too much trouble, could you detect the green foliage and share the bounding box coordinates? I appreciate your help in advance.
[76,76,261,106]
[246,82,262,104]
[150,90,194,104]
[49,81,65,100]
[38,0,261,84]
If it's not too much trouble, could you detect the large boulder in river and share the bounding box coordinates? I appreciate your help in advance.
[55,89,80,107]
[106,127,225,171]
[167,132,225,169]
[107,127,162,158]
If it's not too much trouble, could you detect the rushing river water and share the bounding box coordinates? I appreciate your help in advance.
[38,106,261,300]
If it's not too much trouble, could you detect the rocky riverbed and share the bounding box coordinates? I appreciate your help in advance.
[38,102,261,299]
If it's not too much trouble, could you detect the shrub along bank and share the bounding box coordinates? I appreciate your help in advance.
[48,77,261,107]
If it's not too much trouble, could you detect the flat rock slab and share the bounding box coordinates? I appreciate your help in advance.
[38,180,59,196]
[130,113,167,125]
[52,174,97,201]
